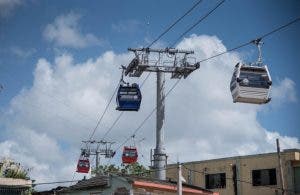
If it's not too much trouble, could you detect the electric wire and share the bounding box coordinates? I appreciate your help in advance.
[182,164,295,193]
[31,10,300,192]
[92,0,205,144]
[98,0,205,143]
[30,164,295,194]
[199,16,300,63]
[99,54,161,142]
[171,0,226,47]
[114,79,181,151]
[87,84,119,141]
[113,0,226,155]
[30,167,178,186]
[147,0,203,48]
[112,15,300,157]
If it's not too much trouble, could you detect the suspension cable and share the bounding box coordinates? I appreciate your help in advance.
[113,15,300,154]
[90,1,204,144]
[171,0,226,47]
[113,0,226,154]
[147,0,203,48]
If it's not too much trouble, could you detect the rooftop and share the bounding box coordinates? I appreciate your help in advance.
[59,174,214,194]
[168,148,300,166]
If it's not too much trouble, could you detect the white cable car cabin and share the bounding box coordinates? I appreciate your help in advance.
[230,62,272,104]
[230,39,272,104]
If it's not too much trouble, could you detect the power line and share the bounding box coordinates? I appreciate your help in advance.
[181,164,295,193]
[87,84,119,141]
[114,79,181,151]
[147,0,203,48]
[113,1,226,154]
[171,0,226,47]
[112,15,300,156]
[98,71,151,143]
[73,14,300,187]
[200,16,300,63]
[30,164,295,194]
[98,0,206,142]
[31,167,178,186]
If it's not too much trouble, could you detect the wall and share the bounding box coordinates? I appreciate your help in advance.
[166,150,300,195]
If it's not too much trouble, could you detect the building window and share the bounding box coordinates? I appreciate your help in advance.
[188,169,193,185]
[294,167,300,192]
[205,173,226,189]
[252,168,277,186]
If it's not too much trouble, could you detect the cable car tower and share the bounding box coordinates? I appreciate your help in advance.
[124,47,200,180]
[81,140,115,176]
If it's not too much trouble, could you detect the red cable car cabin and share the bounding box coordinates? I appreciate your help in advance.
[122,146,138,164]
[76,158,90,173]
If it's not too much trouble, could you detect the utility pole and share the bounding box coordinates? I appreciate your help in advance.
[125,47,200,180]
[276,138,286,195]
[82,140,115,176]
[177,162,182,195]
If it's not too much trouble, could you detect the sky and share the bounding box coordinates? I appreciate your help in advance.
[0,0,300,190]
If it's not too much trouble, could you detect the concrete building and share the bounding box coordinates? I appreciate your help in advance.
[0,177,32,195]
[166,149,300,195]
[57,174,219,195]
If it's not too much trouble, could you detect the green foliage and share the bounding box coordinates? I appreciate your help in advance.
[92,163,150,177]
[4,168,29,179]
[121,163,150,176]
[0,158,30,179]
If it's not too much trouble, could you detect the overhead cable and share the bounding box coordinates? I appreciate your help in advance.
[147,0,203,48]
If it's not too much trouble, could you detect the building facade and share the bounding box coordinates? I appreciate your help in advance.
[166,149,300,195]
[57,174,218,195]
[0,177,32,195]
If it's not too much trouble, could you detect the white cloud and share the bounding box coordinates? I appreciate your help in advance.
[0,0,22,18]
[11,46,36,58]
[0,34,299,190]
[43,12,102,48]
[112,19,141,34]
[272,77,297,104]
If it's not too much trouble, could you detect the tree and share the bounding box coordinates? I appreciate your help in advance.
[0,158,30,179]
[92,162,150,177]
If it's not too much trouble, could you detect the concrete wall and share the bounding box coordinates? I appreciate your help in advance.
[166,150,300,195]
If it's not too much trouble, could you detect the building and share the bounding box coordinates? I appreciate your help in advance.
[57,174,219,195]
[166,149,300,195]
[0,177,32,195]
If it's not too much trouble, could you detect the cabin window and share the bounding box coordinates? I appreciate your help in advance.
[205,173,226,189]
[252,168,277,186]
[239,72,269,88]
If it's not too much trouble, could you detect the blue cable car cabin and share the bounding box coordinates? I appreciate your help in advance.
[116,83,142,111]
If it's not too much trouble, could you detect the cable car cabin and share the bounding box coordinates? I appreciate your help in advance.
[116,83,142,111]
[122,146,138,164]
[230,63,272,104]
[76,159,90,173]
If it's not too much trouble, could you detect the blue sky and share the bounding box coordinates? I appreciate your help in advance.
[0,0,300,186]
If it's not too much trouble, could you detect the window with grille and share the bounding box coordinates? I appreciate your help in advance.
[252,168,277,186]
[205,173,226,189]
